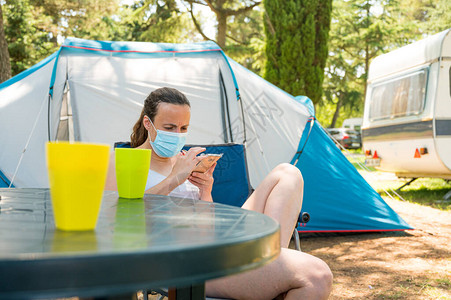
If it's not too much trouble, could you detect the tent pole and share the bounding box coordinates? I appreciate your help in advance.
[293,117,315,166]
[219,70,233,143]
[238,94,247,145]
[47,93,52,141]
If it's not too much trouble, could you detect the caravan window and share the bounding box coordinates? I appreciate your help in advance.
[369,69,428,120]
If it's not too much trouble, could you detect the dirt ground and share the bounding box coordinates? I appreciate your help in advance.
[300,198,451,299]
[148,197,450,300]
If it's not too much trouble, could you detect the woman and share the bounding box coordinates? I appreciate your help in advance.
[105,87,332,300]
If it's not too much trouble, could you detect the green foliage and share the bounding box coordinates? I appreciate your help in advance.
[3,0,200,76]
[4,0,122,75]
[319,0,414,127]
[319,0,372,127]
[62,2,121,41]
[397,0,451,35]
[118,0,197,43]
[263,0,332,105]
[183,0,264,75]
[319,0,451,128]
[316,97,361,128]
[223,8,265,75]
[425,0,451,33]
[28,0,120,41]
[3,0,55,75]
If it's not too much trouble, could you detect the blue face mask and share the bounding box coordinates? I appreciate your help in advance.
[147,117,187,158]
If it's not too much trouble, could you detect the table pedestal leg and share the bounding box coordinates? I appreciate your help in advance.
[170,284,205,300]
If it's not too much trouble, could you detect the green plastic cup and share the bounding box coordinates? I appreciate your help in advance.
[115,148,151,199]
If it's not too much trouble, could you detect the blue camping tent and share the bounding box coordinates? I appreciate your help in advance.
[0,170,13,188]
[0,37,411,232]
[293,120,411,232]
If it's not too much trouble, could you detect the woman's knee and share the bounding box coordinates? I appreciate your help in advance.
[317,259,333,296]
[273,163,304,190]
[303,256,333,299]
[274,163,303,179]
[282,250,333,299]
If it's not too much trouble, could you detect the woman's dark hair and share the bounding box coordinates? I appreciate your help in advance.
[130,87,190,148]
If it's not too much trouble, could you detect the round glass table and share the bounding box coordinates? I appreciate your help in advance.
[0,188,280,299]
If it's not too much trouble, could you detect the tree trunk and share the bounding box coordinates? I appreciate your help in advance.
[216,11,227,48]
[363,43,369,101]
[0,4,11,83]
[330,93,344,128]
[362,1,370,102]
[188,0,261,49]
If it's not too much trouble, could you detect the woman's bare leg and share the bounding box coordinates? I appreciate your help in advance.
[206,248,333,300]
[242,163,304,247]
[222,164,332,299]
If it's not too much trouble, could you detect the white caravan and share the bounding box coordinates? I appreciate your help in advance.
[362,28,451,179]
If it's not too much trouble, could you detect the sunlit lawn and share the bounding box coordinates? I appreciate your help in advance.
[343,149,451,211]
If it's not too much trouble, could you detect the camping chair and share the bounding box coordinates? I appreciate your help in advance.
[181,143,309,251]
[113,142,309,300]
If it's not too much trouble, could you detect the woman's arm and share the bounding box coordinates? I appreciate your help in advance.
[199,191,213,202]
[104,152,118,191]
[144,173,186,196]
[146,147,206,196]
[188,163,216,202]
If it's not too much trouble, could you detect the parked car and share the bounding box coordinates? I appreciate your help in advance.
[326,128,361,149]
[342,117,362,132]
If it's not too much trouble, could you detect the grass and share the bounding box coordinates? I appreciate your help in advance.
[343,149,451,211]
[362,270,451,299]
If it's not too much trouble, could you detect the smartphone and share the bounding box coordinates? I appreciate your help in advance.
[193,153,223,173]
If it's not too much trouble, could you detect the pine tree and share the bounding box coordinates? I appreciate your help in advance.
[263,0,332,105]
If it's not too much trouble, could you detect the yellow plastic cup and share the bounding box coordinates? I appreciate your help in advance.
[115,148,151,199]
[46,142,110,231]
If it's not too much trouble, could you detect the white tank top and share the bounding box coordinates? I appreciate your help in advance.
[145,169,200,200]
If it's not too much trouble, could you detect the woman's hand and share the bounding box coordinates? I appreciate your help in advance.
[169,147,205,185]
[188,162,216,202]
